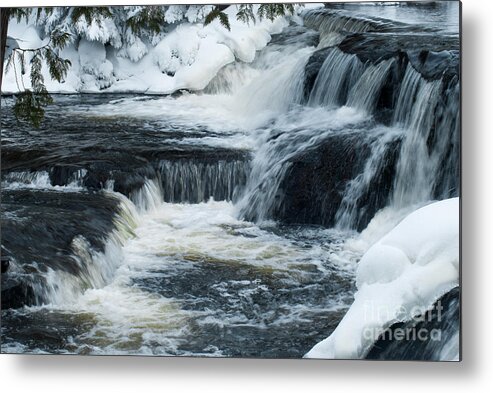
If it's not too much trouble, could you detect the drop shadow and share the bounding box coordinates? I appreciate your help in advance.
[458,3,481,376]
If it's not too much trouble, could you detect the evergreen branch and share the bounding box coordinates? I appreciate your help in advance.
[126,6,166,35]
[13,89,53,128]
[204,7,231,31]
[7,26,72,127]
[71,6,112,24]
[236,4,256,25]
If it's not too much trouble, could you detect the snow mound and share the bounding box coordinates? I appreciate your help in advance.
[305,198,460,359]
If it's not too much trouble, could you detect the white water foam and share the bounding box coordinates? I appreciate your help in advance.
[1,170,86,191]
[24,198,358,355]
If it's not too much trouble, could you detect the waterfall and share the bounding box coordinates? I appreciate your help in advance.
[392,63,423,126]
[230,47,313,127]
[392,73,442,206]
[308,48,363,108]
[333,63,459,229]
[236,106,370,224]
[347,58,395,113]
[308,49,394,114]
[237,50,459,229]
[2,170,84,190]
[2,171,53,189]
[391,65,459,208]
[129,177,164,213]
[335,128,402,230]
[238,52,398,226]
[158,160,250,204]
[0,176,167,307]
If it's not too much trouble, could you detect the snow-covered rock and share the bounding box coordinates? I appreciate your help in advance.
[305,198,460,359]
[78,39,115,90]
[1,5,292,94]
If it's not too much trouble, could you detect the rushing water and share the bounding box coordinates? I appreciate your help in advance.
[1,2,460,359]
[1,172,358,356]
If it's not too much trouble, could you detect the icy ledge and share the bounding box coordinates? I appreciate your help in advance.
[305,198,460,359]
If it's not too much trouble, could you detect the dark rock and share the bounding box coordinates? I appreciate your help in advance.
[2,189,120,258]
[1,277,37,309]
[265,129,401,231]
[366,287,460,361]
[1,189,123,308]
[338,32,459,81]
[303,47,334,101]
[1,94,251,202]
[1,256,10,274]
[269,24,319,47]
[50,165,80,187]
[407,49,459,82]
[431,77,460,199]
[274,131,372,228]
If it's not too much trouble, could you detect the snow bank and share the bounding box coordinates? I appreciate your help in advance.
[305,198,460,359]
[1,6,290,94]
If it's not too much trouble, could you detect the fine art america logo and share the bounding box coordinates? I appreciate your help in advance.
[363,301,445,342]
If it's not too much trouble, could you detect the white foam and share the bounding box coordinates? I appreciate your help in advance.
[1,171,85,191]
[122,199,331,271]
[29,198,358,355]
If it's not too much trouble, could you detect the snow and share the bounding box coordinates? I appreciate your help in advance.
[78,39,115,90]
[1,5,293,94]
[120,34,148,62]
[164,5,186,24]
[172,35,234,92]
[305,198,460,359]
[74,16,122,48]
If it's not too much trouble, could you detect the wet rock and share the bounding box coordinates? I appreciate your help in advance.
[269,23,319,47]
[1,258,9,273]
[303,47,334,101]
[1,276,37,309]
[274,132,371,227]
[2,189,120,258]
[338,32,459,81]
[271,131,400,231]
[366,287,460,361]
[1,95,251,202]
[1,189,123,308]
[407,49,459,82]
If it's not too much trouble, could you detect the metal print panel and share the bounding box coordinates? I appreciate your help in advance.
[0,2,461,360]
